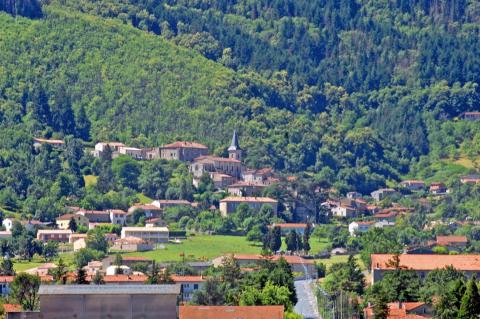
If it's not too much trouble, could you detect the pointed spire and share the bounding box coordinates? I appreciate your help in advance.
[228,130,241,151]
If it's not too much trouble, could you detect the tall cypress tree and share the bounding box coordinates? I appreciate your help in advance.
[75,105,91,140]
[457,277,480,319]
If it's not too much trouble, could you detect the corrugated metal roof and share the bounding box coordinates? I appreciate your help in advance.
[39,284,180,295]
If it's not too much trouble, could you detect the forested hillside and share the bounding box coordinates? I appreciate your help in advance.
[0,0,479,211]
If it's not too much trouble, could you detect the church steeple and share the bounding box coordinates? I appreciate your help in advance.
[228,130,242,161]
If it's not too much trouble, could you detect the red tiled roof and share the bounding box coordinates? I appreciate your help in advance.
[129,204,162,211]
[56,214,77,221]
[194,155,241,163]
[436,236,468,245]
[3,304,22,313]
[0,276,15,283]
[364,302,428,319]
[102,274,147,283]
[179,306,284,319]
[371,254,480,271]
[220,196,278,203]
[162,141,208,149]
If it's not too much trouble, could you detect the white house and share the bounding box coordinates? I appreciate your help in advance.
[118,146,143,159]
[108,209,128,225]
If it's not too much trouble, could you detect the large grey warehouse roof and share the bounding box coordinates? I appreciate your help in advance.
[39,284,181,295]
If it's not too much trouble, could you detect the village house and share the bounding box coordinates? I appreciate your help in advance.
[0,276,14,297]
[212,254,316,278]
[7,285,181,319]
[399,180,425,191]
[364,302,432,319]
[227,181,266,197]
[460,174,480,184]
[435,235,468,250]
[241,167,275,185]
[121,226,169,243]
[108,209,128,225]
[92,142,126,157]
[179,305,284,319]
[429,182,447,194]
[145,218,167,227]
[190,156,243,180]
[171,275,205,301]
[36,229,72,243]
[160,141,209,162]
[118,146,143,159]
[76,210,111,223]
[128,204,163,218]
[460,111,480,121]
[151,200,191,210]
[331,198,366,218]
[141,147,160,160]
[371,188,398,202]
[269,223,308,236]
[371,254,480,284]
[55,214,88,230]
[219,197,278,217]
[208,172,236,189]
[190,131,244,181]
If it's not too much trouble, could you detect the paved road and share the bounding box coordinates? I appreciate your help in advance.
[294,279,321,319]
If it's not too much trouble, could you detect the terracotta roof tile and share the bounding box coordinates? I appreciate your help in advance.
[162,141,208,149]
[3,304,22,313]
[179,306,284,319]
[371,254,480,271]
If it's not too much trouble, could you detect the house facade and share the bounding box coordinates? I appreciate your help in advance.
[219,197,278,217]
[227,182,266,197]
[371,188,398,201]
[118,146,143,159]
[56,214,88,230]
[269,223,308,236]
[36,230,72,243]
[7,285,181,319]
[179,305,284,319]
[160,142,209,162]
[371,254,480,284]
[399,180,425,191]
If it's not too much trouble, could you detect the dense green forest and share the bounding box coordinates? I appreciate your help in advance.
[0,0,479,216]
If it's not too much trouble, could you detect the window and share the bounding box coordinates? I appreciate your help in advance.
[194,284,198,289]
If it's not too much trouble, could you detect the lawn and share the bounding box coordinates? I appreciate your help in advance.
[315,254,365,271]
[122,235,263,262]
[13,252,75,272]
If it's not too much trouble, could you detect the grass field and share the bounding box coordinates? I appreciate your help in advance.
[122,235,263,262]
[315,254,365,271]
[13,252,75,272]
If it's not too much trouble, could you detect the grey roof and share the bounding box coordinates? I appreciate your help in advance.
[39,284,181,295]
[228,130,241,151]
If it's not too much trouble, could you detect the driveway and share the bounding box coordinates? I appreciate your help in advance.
[294,279,321,319]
